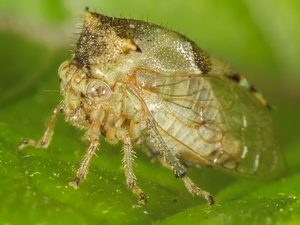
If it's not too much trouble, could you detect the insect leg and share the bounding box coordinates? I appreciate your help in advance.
[19,104,62,150]
[182,176,214,205]
[147,119,214,205]
[122,132,147,204]
[69,125,100,189]
[146,119,186,178]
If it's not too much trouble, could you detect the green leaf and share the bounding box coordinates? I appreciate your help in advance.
[0,1,299,225]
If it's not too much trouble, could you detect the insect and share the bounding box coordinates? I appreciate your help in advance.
[19,8,284,205]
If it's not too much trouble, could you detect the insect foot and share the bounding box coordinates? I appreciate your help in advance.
[18,105,61,150]
[182,177,214,205]
[69,177,81,189]
[138,193,147,205]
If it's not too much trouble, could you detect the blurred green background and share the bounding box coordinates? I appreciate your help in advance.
[0,0,299,224]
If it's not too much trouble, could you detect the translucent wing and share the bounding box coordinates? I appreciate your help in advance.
[135,68,284,178]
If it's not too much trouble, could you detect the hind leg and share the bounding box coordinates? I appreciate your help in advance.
[146,118,214,205]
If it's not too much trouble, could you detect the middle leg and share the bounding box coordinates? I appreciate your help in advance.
[121,131,147,204]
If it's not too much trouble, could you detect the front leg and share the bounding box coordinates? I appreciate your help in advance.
[69,124,101,189]
[19,104,62,150]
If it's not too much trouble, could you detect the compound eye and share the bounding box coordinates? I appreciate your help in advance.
[85,79,112,101]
